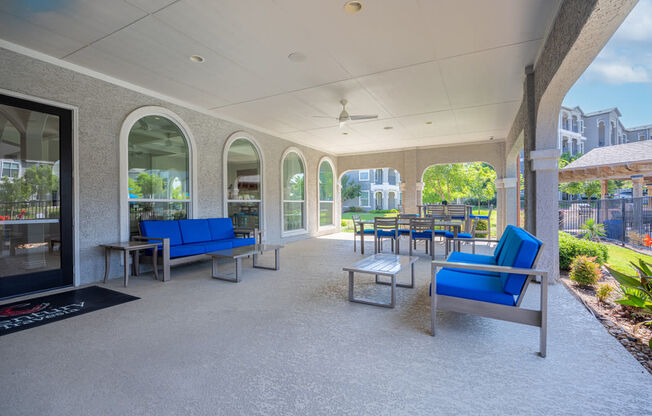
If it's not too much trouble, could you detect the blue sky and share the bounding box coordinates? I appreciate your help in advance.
[563,0,652,128]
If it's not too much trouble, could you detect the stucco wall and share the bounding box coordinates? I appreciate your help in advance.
[0,47,338,285]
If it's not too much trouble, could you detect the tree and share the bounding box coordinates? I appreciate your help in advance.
[582,181,602,199]
[128,177,142,198]
[0,177,33,218]
[341,175,361,201]
[581,218,605,241]
[465,163,496,207]
[136,172,165,198]
[422,164,468,203]
[22,165,58,200]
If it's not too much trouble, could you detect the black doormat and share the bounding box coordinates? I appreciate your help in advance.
[0,286,139,336]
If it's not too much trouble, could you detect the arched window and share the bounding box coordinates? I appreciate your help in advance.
[127,115,191,235]
[225,137,262,229]
[598,121,605,146]
[282,150,305,233]
[318,159,335,227]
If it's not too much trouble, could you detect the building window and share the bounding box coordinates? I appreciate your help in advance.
[282,150,305,233]
[375,169,383,183]
[1,161,19,178]
[318,159,334,227]
[226,138,262,229]
[128,115,190,236]
[359,190,369,207]
[358,170,369,181]
[598,121,605,146]
[641,135,646,141]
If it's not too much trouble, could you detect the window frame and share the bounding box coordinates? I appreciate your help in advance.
[280,147,307,236]
[358,170,369,181]
[119,106,197,242]
[223,132,264,232]
[317,157,336,229]
[359,190,370,207]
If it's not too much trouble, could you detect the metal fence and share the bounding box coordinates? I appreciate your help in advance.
[559,197,652,249]
[0,200,59,220]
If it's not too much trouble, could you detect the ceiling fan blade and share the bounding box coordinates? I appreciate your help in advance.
[312,115,337,119]
[349,115,378,120]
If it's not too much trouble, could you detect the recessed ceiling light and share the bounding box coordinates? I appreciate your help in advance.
[344,1,363,14]
[489,136,494,140]
[425,121,433,125]
[287,52,307,62]
[342,132,349,135]
[189,55,204,63]
[383,126,393,130]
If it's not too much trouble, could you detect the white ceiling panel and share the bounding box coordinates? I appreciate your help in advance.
[399,111,458,139]
[454,102,521,135]
[421,0,560,59]
[154,0,350,95]
[358,61,450,117]
[439,41,540,108]
[273,0,435,76]
[349,119,412,142]
[0,0,146,58]
[124,0,178,14]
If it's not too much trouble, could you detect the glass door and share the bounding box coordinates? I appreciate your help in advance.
[0,94,73,299]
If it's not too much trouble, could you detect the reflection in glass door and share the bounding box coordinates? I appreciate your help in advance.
[0,94,73,299]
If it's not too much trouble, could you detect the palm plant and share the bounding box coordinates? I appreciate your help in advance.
[581,218,605,241]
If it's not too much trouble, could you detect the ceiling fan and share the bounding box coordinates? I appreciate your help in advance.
[314,99,378,128]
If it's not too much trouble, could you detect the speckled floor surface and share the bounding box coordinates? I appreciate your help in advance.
[1,233,650,415]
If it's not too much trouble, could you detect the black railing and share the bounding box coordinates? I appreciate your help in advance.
[559,197,652,249]
[0,200,60,220]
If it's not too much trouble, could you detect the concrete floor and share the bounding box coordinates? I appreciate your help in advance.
[1,233,650,415]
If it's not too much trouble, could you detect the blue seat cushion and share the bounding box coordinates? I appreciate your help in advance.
[201,240,234,253]
[355,229,375,235]
[140,220,182,246]
[398,228,411,235]
[376,230,398,237]
[411,231,432,239]
[165,243,206,258]
[444,231,473,238]
[496,228,542,295]
[434,268,516,306]
[207,218,236,240]
[178,219,212,244]
[443,251,499,278]
[470,214,489,220]
[228,237,256,248]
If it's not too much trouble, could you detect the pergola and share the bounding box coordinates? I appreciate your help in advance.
[559,140,652,198]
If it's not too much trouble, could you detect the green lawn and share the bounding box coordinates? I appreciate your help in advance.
[605,243,652,275]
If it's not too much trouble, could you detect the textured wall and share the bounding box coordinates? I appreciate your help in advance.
[0,47,337,284]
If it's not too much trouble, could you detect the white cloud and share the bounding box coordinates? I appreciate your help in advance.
[587,62,650,85]
[614,0,652,42]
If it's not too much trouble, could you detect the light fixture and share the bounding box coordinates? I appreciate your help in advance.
[425,121,433,125]
[383,126,393,130]
[342,132,349,135]
[344,1,363,14]
[287,52,307,62]
[189,55,205,63]
[489,136,494,140]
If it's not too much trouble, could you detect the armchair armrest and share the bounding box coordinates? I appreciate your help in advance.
[431,261,548,278]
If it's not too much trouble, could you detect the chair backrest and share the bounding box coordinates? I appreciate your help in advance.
[425,205,446,218]
[409,217,434,232]
[140,220,183,246]
[398,214,418,219]
[351,214,361,223]
[447,204,467,220]
[374,217,398,231]
[496,227,543,297]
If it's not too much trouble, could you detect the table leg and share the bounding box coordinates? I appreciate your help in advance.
[103,247,110,284]
[123,250,129,287]
[360,223,365,255]
[152,247,159,280]
[211,257,241,282]
[133,250,140,276]
[252,249,281,271]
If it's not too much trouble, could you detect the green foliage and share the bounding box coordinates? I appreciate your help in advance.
[606,259,652,349]
[128,177,141,197]
[0,176,33,207]
[22,165,59,200]
[346,206,365,213]
[581,218,606,241]
[340,175,361,201]
[422,162,495,204]
[596,284,614,304]
[369,209,399,214]
[136,172,165,197]
[569,255,601,287]
[559,231,608,270]
[341,220,347,227]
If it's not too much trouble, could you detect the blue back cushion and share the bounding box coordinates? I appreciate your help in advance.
[140,220,183,246]
[207,218,236,240]
[492,225,515,260]
[496,228,541,295]
[178,219,212,244]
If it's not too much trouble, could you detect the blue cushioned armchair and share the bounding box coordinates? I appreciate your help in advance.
[430,225,548,357]
[133,218,261,282]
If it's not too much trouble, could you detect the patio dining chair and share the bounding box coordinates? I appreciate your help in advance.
[444,217,477,256]
[398,213,418,237]
[470,206,493,239]
[352,214,374,252]
[374,217,400,254]
[424,205,446,219]
[408,217,438,259]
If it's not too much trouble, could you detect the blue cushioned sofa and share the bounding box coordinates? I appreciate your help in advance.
[133,218,261,282]
[430,225,549,357]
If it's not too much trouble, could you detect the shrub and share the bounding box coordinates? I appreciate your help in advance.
[346,206,365,213]
[559,231,608,270]
[569,255,601,287]
[341,220,348,227]
[596,284,614,304]
[369,209,399,214]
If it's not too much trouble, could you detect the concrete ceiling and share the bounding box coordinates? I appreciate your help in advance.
[0,0,561,155]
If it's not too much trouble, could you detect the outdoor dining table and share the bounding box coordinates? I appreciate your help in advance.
[357,219,462,255]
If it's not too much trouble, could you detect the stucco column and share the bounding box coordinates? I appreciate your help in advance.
[495,177,518,237]
[531,148,561,282]
[416,182,425,210]
[631,175,644,198]
[382,191,389,210]
[647,183,652,196]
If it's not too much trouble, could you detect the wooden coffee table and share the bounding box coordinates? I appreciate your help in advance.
[205,244,284,282]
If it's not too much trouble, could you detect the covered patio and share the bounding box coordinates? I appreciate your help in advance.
[0,0,650,414]
[1,235,649,415]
